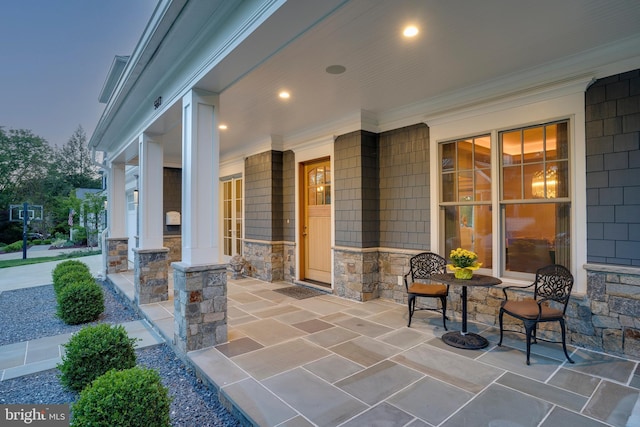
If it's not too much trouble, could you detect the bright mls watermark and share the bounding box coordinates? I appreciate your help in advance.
[1,405,69,426]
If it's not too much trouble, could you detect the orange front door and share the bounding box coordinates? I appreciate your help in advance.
[302,159,331,284]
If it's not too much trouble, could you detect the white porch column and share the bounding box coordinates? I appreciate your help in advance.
[173,89,226,351]
[134,133,168,304]
[107,162,127,237]
[181,89,220,265]
[105,161,129,273]
[138,133,164,249]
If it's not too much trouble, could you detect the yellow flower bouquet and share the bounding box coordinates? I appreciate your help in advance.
[447,248,482,279]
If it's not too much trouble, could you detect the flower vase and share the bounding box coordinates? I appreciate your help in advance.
[454,268,473,280]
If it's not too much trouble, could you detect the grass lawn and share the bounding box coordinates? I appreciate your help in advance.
[0,250,101,268]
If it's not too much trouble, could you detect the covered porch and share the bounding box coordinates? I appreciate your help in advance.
[108,270,640,427]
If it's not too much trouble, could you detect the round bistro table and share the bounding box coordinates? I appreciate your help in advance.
[431,273,502,349]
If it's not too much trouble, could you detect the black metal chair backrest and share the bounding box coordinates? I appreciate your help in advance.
[533,264,574,314]
[407,252,446,284]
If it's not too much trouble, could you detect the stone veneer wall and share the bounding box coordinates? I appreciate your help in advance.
[163,235,182,263]
[333,247,379,301]
[243,240,284,282]
[133,248,169,305]
[581,265,640,356]
[243,151,289,282]
[172,262,227,352]
[377,248,640,359]
[580,69,640,358]
[106,237,129,273]
[283,242,295,283]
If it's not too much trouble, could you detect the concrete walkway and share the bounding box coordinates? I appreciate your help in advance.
[0,320,162,381]
[0,246,103,291]
[0,250,163,381]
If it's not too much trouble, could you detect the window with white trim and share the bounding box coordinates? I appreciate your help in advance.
[439,119,571,277]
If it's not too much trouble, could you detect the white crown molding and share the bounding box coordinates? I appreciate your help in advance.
[379,34,640,131]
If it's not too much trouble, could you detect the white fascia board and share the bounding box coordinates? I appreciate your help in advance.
[89,0,184,150]
[98,56,130,104]
[91,0,348,163]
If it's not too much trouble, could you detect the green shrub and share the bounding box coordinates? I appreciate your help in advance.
[56,279,104,325]
[51,238,67,248]
[53,259,90,278]
[72,367,171,427]
[4,241,23,253]
[58,324,137,392]
[52,261,91,294]
[53,269,93,295]
[71,226,87,245]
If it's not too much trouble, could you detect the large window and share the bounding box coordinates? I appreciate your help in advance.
[440,135,493,269]
[439,120,571,277]
[501,121,570,275]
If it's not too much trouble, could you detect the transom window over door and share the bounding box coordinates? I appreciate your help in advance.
[439,119,571,277]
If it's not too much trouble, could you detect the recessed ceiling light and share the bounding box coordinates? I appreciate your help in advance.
[403,25,419,37]
[279,91,290,99]
[325,65,346,75]
[218,124,228,130]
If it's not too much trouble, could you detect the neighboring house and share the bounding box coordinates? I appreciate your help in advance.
[90,0,640,357]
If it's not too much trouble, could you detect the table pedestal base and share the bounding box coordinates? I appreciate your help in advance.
[442,331,488,349]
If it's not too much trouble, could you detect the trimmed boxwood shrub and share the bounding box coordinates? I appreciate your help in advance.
[58,324,137,392]
[52,259,91,278]
[56,279,104,325]
[52,260,91,293]
[72,367,171,427]
[53,269,94,295]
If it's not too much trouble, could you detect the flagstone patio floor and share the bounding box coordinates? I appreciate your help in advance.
[108,271,640,427]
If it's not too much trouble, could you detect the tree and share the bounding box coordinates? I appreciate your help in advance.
[0,127,54,206]
[0,126,106,244]
[55,125,101,189]
[81,192,107,246]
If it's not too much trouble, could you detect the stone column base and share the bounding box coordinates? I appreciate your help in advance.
[134,248,169,305]
[172,262,228,353]
[333,247,379,301]
[106,237,129,274]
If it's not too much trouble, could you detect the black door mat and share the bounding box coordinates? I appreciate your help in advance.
[273,286,326,300]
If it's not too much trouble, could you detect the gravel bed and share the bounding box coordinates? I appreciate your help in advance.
[0,280,241,426]
[0,282,139,346]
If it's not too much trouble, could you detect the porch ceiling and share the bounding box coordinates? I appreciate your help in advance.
[106,0,640,164]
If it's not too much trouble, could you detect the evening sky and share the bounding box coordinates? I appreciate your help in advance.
[0,0,157,147]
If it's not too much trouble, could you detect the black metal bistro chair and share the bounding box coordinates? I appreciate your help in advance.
[404,252,448,329]
[498,264,575,365]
